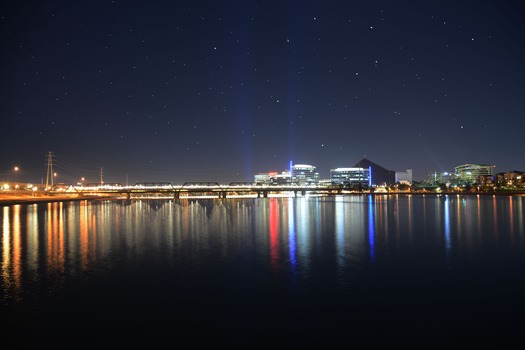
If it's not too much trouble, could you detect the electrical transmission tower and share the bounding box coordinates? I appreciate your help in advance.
[45,151,54,190]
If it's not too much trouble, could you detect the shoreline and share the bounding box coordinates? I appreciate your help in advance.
[0,194,117,207]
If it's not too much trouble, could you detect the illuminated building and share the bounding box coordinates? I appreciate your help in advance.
[254,171,291,185]
[395,169,413,184]
[290,164,319,185]
[479,170,525,187]
[255,164,319,185]
[270,171,293,185]
[495,171,524,186]
[354,158,395,186]
[254,172,277,184]
[426,171,455,186]
[330,167,369,185]
[454,163,495,184]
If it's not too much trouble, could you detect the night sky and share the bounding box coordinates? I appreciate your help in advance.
[1,1,524,185]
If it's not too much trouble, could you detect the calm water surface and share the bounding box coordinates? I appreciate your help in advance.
[1,195,524,347]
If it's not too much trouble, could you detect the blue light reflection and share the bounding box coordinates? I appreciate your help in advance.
[368,195,375,261]
[288,200,297,275]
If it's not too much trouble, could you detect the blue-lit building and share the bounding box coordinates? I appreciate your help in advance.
[354,158,395,186]
[330,167,369,186]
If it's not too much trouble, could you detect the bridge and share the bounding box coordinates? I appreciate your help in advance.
[59,182,343,199]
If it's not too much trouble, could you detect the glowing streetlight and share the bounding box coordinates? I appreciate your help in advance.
[13,166,19,185]
[12,166,20,194]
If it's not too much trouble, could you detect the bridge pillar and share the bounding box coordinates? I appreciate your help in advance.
[173,191,179,200]
[219,191,227,199]
[126,192,131,200]
[302,190,306,196]
[263,191,268,198]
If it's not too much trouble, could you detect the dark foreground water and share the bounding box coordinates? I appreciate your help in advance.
[1,194,524,347]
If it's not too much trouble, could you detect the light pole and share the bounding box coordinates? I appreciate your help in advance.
[12,166,20,194]
[13,166,19,193]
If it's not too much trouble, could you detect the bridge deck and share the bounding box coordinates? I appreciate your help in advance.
[59,184,343,198]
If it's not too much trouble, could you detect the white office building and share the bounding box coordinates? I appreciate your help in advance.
[330,167,369,185]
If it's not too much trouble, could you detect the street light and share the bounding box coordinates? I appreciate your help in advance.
[13,166,19,195]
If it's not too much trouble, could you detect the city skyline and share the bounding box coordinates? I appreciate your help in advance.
[2,1,524,184]
[0,150,518,186]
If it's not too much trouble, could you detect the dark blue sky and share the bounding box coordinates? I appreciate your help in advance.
[1,1,524,184]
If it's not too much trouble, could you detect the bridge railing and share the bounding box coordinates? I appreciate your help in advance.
[134,182,175,189]
[228,182,256,187]
[180,182,221,188]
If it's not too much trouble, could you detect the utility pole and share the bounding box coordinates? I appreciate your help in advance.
[45,151,54,190]
[100,167,104,185]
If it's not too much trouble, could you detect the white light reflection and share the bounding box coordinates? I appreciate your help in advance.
[335,196,345,272]
[27,204,39,274]
[296,197,311,273]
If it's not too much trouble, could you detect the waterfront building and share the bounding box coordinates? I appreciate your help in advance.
[291,164,319,185]
[455,163,495,184]
[254,171,290,185]
[479,170,525,188]
[495,170,524,187]
[270,171,292,185]
[330,167,369,186]
[426,171,455,186]
[395,169,413,184]
[354,158,395,186]
[254,164,319,185]
[254,172,276,184]
[319,179,332,187]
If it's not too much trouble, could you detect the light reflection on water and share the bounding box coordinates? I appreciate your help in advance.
[1,195,524,346]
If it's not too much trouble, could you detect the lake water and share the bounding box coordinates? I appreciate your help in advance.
[1,194,524,347]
